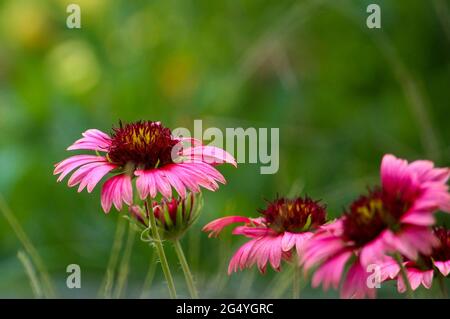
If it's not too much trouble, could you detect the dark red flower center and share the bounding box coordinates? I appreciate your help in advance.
[107,121,178,169]
[431,227,450,262]
[260,196,327,233]
[343,187,412,247]
[403,227,450,270]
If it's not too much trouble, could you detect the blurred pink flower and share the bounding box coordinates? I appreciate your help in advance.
[381,227,450,293]
[203,196,327,274]
[54,121,236,213]
[302,154,450,298]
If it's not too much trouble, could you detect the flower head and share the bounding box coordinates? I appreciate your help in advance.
[54,121,236,213]
[203,196,327,274]
[302,154,450,298]
[381,226,450,293]
[130,192,202,240]
[107,121,178,169]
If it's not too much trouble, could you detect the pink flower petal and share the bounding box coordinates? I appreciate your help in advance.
[203,216,253,237]
[281,232,296,252]
[294,232,313,259]
[67,162,116,192]
[182,146,237,167]
[153,170,173,199]
[434,260,450,276]
[312,251,352,291]
[54,155,106,181]
[400,209,435,226]
[67,129,112,151]
[379,258,401,282]
[397,268,434,292]
[268,236,283,270]
[100,174,133,213]
[162,167,187,198]
[341,261,376,299]
[232,226,273,238]
[301,227,347,271]
[228,239,258,274]
[135,169,157,199]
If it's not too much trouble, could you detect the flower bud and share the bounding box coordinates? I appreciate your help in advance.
[130,192,203,241]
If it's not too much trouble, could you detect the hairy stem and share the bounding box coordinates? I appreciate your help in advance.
[173,239,199,299]
[140,251,157,298]
[17,250,44,298]
[145,199,177,299]
[293,264,300,299]
[0,195,55,298]
[394,253,414,299]
[113,222,135,298]
[437,272,448,298]
[98,213,126,298]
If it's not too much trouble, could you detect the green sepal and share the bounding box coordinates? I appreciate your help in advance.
[163,203,173,228]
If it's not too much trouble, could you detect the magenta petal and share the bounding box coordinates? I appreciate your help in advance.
[379,257,401,282]
[228,239,257,274]
[434,260,450,276]
[302,235,347,271]
[281,232,296,252]
[251,237,271,272]
[341,261,375,299]
[153,170,172,199]
[67,129,112,151]
[76,162,116,192]
[101,176,118,213]
[203,216,252,237]
[232,226,273,238]
[312,251,352,291]
[163,167,187,198]
[182,146,237,167]
[100,174,132,213]
[54,155,106,181]
[135,169,157,199]
[268,236,283,270]
[294,232,313,260]
[400,210,435,226]
[397,267,434,293]
[359,231,391,267]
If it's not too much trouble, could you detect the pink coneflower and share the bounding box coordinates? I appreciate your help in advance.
[381,227,450,293]
[54,121,236,213]
[203,196,327,274]
[302,154,450,298]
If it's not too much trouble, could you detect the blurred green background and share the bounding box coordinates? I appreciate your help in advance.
[0,0,449,298]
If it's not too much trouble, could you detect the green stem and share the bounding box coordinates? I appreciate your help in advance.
[140,251,157,299]
[145,199,177,299]
[173,239,199,299]
[17,250,44,298]
[293,264,300,299]
[437,272,448,298]
[0,195,55,298]
[98,213,126,298]
[394,253,414,299]
[113,222,135,298]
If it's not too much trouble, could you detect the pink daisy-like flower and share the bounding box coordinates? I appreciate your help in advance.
[302,154,450,298]
[54,121,236,213]
[381,227,450,293]
[203,196,327,274]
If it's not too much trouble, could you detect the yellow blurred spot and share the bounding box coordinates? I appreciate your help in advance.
[159,54,198,100]
[46,40,101,95]
[1,0,52,50]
